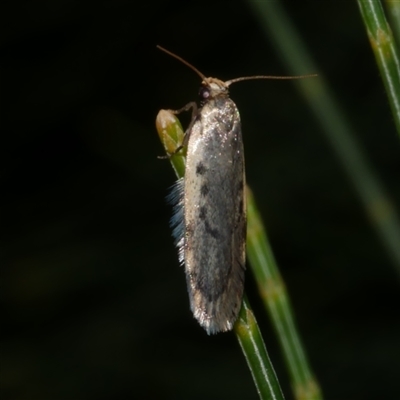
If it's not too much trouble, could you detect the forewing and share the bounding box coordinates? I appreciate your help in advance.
[183,97,246,334]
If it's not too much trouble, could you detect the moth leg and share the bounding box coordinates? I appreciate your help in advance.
[169,101,198,118]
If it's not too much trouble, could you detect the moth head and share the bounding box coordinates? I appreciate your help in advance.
[200,78,229,101]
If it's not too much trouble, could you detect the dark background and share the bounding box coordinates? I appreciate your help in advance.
[2,1,400,399]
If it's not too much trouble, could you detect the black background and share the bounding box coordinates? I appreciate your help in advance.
[2,1,400,399]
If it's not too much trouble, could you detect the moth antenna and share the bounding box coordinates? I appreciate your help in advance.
[225,74,318,86]
[157,45,206,81]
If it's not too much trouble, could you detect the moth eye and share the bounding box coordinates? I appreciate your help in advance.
[199,87,210,100]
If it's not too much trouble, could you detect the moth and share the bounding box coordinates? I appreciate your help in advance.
[158,46,316,334]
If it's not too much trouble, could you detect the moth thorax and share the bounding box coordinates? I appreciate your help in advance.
[200,77,229,101]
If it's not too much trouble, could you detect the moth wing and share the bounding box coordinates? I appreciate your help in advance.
[183,97,246,334]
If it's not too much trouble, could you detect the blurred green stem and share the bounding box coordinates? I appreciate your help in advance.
[385,0,400,45]
[247,0,400,275]
[246,188,322,400]
[357,0,400,138]
[236,295,285,400]
[156,110,285,400]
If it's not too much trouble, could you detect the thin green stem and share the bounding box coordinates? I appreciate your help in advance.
[246,188,322,400]
[156,110,285,400]
[235,295,285,400]
[385,0,400,45]
[357,0,400,138]
[247,0,400,277]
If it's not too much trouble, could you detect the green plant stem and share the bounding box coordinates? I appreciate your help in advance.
[246,188,322,400]
[385,0,400,45]
[357,0,400,138]
[156,110,285,400]
[235,295,285,400]
[247,0,400,276]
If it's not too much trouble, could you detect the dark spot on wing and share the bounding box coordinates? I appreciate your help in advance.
[195,269,226,302]
[204,220,219,239]
[200,184,209,196]
[199,206,207,220]
[196,162,206,175]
